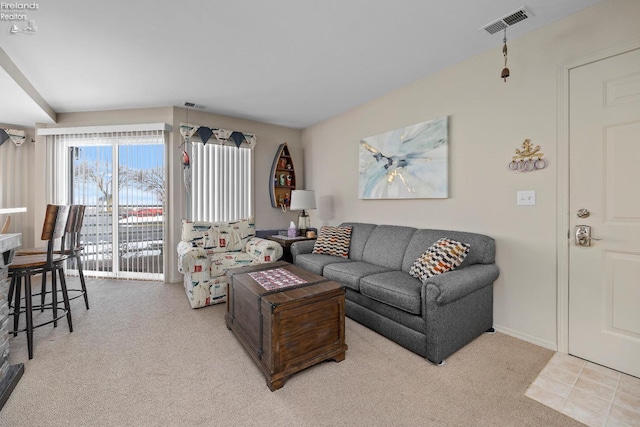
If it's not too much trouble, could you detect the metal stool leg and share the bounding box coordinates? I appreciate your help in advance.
[25,275,34,360]
[12,276,22,337]
[40,271,47,312]
[51,267,58,327]
[8,276,16,310]
[57,267,73,333]
[77,256,89,309]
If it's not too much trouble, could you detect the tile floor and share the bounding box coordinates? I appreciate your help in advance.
[526,353,640,427]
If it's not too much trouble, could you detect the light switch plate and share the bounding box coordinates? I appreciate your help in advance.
[517,190,536,206]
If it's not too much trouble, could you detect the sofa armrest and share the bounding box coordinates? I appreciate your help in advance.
[245,237,283,262]
[423,264,500,305]
[290,240,316,264]
[177,241,210,274]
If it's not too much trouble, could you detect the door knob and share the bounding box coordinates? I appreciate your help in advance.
[575,225,603,247]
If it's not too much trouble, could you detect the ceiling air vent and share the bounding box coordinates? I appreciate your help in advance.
[481,6,532,35]
[183,101,206,109]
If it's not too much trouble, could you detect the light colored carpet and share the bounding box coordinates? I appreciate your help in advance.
[0,278,582,426]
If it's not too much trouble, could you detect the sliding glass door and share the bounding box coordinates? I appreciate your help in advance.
[71,145,114,274]
[116,144,165,277]
[69,132,165,280]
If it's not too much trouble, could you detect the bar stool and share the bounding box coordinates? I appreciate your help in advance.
[68,205,88,309]
[17,205,89,310]
[8,204,73,359]
[1,215,10,233]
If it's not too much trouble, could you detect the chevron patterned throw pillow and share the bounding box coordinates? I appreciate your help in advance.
[312,226,352,258]
[409,237,470,281]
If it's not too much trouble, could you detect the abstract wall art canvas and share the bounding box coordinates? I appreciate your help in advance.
[359,116,448,199]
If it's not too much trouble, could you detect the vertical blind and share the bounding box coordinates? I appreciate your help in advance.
[189,143,252,222]
[45,128,166,281]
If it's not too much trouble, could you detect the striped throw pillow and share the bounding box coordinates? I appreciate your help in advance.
[312,226,352,258]
[409,238,470,281]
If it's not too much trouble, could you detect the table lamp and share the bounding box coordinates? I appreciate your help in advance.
[289,190,316,237]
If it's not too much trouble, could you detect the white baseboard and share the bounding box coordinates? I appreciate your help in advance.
[493,324,558,351]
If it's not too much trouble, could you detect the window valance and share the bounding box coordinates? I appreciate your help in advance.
[180,122,256,149]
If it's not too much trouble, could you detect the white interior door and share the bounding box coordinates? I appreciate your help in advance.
[569,48,640,378]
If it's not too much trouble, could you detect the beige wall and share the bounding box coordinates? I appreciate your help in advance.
[301,0,640,349]
[35,107,302,283]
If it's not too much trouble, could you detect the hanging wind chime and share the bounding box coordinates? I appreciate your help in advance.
[181,106,192,193]
[501,28,510,82]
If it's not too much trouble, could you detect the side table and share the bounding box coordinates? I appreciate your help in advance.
[266,235,316,263]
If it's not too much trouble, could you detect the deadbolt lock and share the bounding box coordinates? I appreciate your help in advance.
[577,209,590,218]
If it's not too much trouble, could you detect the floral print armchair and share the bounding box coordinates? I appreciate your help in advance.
[177,218,283,308]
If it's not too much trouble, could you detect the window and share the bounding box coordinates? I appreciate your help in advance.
[187,136,253,222]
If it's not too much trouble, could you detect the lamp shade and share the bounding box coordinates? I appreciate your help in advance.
[289,190,316,211]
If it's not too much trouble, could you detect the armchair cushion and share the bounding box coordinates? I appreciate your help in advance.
[181,218,256,253]
[210,252,261,278]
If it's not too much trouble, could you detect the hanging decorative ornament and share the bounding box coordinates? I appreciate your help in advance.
[229,131,246,149]
[196,126,213,145]
[182,150,192,193]
[180,105,196,145]
[0,128,9,147]
[182,150,190,168]
[180,105,193,193]
[213,128,230,145]
[180,123,195,143]
[501,28,510,82]
[0,128,26,146]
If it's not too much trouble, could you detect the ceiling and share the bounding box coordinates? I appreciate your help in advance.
[0,0,601,129]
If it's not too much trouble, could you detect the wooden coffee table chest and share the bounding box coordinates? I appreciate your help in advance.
[225,262,347,391]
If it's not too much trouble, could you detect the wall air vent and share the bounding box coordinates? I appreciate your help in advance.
[482,6,532,35]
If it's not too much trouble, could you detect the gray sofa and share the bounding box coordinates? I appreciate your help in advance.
[291,222,499,364]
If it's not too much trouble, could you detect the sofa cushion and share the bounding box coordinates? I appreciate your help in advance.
[402,229,496,273]
[338,222,378,261]
[361,225,416,269]
[409,238,470,281]
[295,253,353,276]
[323,261,392,291]
[312,226,352,258]
[359,271,422,315]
